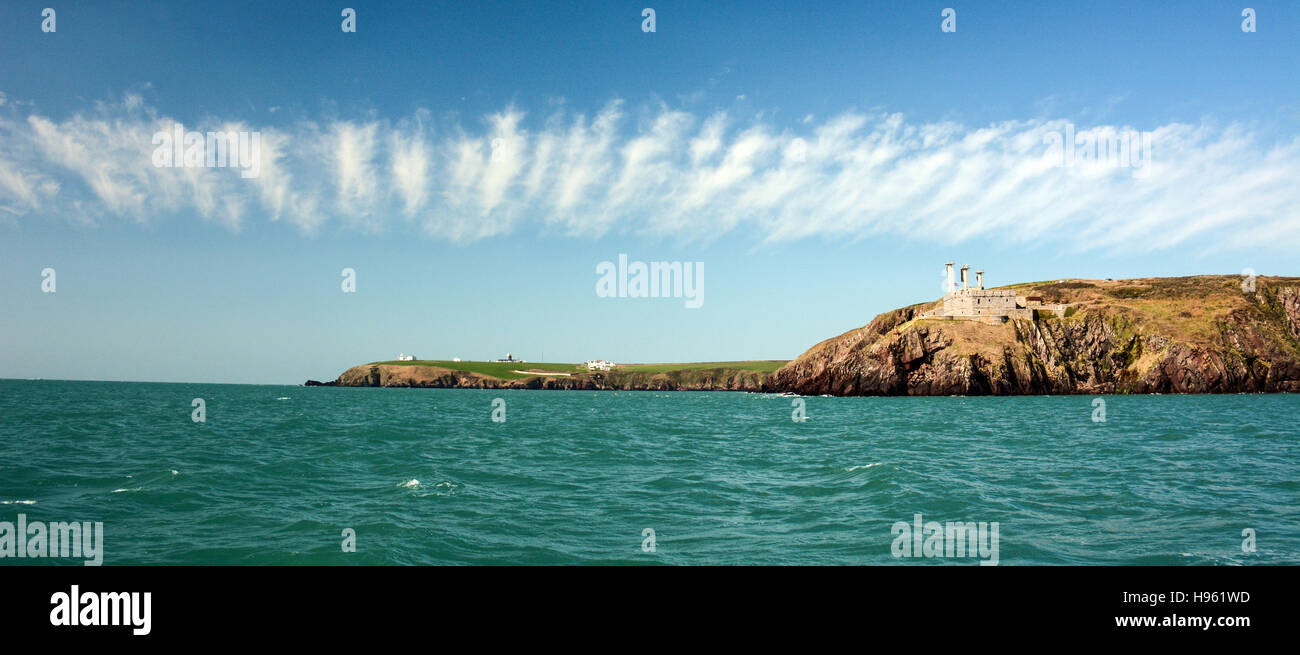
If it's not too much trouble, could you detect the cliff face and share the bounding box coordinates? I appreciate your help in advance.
[316,364,767,392]
[764,276,1300,396]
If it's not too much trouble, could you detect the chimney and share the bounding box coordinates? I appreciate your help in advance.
[976,270,984,290]
[945,261,954,294]
[960,265,970,291]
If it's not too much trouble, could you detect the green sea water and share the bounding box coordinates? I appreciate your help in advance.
[1,379,1296,565]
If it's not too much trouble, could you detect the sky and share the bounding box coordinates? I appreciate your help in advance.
[1,1,1298,384]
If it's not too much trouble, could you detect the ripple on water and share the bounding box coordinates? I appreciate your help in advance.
[1,383,1297,564]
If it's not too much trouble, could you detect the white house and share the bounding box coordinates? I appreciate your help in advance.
[584,359,614,371]
[397,352,416,361]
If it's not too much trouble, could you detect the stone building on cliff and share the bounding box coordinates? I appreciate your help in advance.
[918,262,1068,324]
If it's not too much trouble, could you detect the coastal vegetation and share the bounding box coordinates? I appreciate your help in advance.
[370,360,580,381]
[311,275,1300,396]
[765,275,1300,395]
[309,359,788,391]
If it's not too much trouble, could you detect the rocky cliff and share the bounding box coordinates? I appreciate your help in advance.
[764,275,1300,396]
[310,364,768,392]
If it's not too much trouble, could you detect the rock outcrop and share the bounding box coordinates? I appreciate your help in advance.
[764,275,1300,396]
[319,363,768,392]
[308,275,1300,397]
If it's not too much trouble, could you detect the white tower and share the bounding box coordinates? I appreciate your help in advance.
[976,270,984,290]
[945,261,955,294]
[960,265,970,291]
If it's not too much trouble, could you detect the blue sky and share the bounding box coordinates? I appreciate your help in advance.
[2,1,1299,384]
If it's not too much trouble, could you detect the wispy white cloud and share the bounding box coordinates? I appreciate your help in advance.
[389,115,430,217]
[329,121,380,231]
[1,92,1297,251]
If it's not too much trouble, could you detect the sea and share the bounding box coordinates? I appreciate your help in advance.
[1,379,1296,565]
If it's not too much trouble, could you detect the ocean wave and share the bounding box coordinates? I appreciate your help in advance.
[844,463,882,472]
[424,481,460,496]
[2,382,1294,565]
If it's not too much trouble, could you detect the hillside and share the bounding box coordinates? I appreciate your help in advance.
[307,275,1300,396]
[763,275,1300,396]
[307,360,786,391]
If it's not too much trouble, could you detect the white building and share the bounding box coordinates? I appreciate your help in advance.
[584,359,615,371]
[918,262,1068,324]
[397,352,416,361]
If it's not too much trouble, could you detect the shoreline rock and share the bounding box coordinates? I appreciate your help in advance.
[306,276,1300,397]
[763,276,1300,396]
[311,364,767,392]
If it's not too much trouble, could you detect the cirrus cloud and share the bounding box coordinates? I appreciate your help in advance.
[0,92,1297,252]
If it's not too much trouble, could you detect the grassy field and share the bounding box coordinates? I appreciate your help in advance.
[615,361,789,374]
[999,275,1300,347]
[370,359,789,380]
[370,360,582,380]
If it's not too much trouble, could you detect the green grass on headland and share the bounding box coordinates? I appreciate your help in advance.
[615,361,788,374]
[370,359,789,381]
[370,360,581,380]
